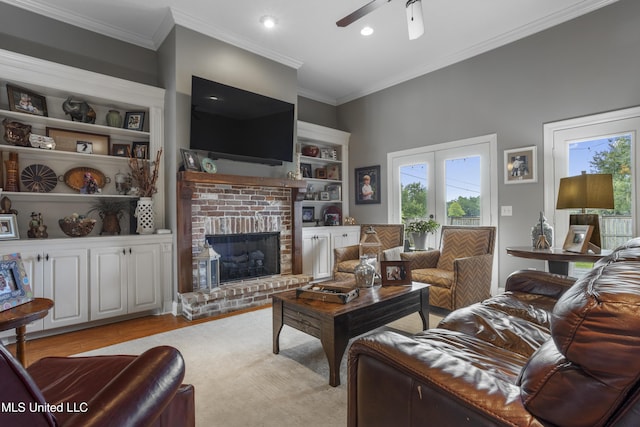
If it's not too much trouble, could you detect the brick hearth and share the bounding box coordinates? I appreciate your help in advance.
[180,274,312,320]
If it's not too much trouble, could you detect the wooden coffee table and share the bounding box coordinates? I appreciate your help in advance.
[272,282,429,386]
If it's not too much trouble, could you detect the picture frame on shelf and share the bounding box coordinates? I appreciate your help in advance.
[0,215,19,240]
[110,143,130,157]
[6,84,48,117]
[132,141,149,159]
[76,141,93,154]
[124,111,145,131]
[355,165,381,204]
[181,149,200,171]
[0,253,34,312]
[46,127,109,155]
[326,164,340,180]
[320,191,330,201]
[300,163,312,178]
[563,225,594,254]
[302,206,315,223]
[315,167,327,179]
[504,146,537,184]
[380,261,412,286]
[326,184,341,201]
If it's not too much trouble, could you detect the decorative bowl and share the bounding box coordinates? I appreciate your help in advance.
[58,217,96,237]
[301,145,320,157]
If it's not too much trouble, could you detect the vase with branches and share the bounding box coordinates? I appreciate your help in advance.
[129,148,163,234]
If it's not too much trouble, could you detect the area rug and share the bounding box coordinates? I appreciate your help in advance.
[78,307,442,427]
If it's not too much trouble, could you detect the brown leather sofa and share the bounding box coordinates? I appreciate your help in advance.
[0,344,195,427]
[348,237,640,427]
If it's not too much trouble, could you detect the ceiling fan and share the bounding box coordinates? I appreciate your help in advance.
[336,0,425,40]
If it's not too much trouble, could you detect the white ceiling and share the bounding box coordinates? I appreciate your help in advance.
[5,0,618,105]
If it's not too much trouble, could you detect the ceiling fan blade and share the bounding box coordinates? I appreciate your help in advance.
[336,0,391,27]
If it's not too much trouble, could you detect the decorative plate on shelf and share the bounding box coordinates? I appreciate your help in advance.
[60,167,109,192]
[21,164,57,193]
[200,157,217,173]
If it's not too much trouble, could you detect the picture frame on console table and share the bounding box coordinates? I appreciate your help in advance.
[563,225,593,254]
[504,146,537,184]
[381,260,412,286]
[0,253,34,312]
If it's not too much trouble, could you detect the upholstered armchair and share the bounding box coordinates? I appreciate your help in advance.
[400,225,496,311]
[333,224,405,281]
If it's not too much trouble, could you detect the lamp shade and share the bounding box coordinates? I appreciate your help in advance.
[556,172,614,210]
[406,0,424,40]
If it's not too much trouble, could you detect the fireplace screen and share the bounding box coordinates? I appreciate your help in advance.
[206,232,280,282]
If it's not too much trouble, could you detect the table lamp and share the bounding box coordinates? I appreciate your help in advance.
[556,171,614,253]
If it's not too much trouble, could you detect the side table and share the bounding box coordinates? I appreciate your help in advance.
[506,247,608,275]
[0,298,54,365]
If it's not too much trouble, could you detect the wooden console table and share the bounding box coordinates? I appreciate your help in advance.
[272,282,430,387]
[506,246,608,275]
[0,298,53,365]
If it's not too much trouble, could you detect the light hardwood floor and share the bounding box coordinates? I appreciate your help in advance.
[5,306,265,367]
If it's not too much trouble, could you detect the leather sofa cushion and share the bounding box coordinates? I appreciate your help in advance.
[436,227,493,271]
[412,268,453,289]
[519,257,640,427]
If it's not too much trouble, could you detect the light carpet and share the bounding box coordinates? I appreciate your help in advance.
[78,307,442,427]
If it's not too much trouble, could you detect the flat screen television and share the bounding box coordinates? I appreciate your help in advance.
[190,76,295,166]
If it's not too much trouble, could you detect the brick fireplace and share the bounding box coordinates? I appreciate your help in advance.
[177,171,311,319]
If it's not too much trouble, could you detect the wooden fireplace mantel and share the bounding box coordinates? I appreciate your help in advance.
[177,171,307,294]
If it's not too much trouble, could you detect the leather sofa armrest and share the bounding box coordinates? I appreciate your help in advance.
[505,269,576,299]
[63,346,186,427]
[400,250,440,270]
[452,253,493,308]
[334,245,360,265]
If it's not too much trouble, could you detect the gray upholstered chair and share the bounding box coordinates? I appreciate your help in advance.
[401,226,496,311]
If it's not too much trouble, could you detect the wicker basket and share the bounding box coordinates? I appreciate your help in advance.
[58,218,96,237]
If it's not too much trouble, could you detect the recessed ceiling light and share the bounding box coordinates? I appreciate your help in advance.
[260,16,277,29]
[361,26,374,36]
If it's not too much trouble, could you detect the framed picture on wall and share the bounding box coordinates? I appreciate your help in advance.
[355,165,380,204]
[504,146,537,184]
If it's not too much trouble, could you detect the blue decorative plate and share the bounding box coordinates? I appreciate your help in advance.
[201,157,217,173]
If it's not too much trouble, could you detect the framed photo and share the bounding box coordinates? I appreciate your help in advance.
[381,260,412,286]
[46,127,109,155]
[315,167,327,179]
[76,141,93,154]
[0,253,34,312]
[300,163,312,178]
[326,164,340,180]
[132,141,149,159]
[110,143,130,157]
[326,184,341,201]
[124,111,145,131]
[6,84,48,117]
[0,214,19,240]
[302,206,315,223]
[324,212,340,226]
[181,149,200,171]
[505,146,537,184]
[563,225,594,254]
[320,191,330,201]
[355,165,381,204]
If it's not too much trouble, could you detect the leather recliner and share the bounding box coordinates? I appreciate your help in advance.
[0,344,195,427]
[348,237,640,427]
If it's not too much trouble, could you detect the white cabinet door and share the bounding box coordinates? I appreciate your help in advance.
[90,247,127,321]
[42,248,89,329]
[331,226,360,250]
[302,230,332,280]
[127,243,161,313]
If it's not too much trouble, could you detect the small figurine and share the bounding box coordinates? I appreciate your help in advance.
[27,212,48,239]
[0,196,18,215]
[80,172,100,194]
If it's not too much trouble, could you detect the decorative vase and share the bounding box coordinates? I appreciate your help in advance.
[411,232,428,250]
[5,159,19,192]
[134,197,154,234]
[354,256,376,288]
[106,109,123,128]
[100,211,121,235]
[531,212,553,248]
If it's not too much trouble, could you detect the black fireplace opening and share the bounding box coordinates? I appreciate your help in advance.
[206,232,280,283]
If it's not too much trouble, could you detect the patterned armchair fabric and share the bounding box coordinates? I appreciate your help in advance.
[401,226,496,311]
[333,224,405,282]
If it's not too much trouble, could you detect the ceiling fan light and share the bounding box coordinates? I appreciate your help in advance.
[405,0,424,40]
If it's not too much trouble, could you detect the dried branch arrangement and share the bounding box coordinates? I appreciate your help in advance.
[128,148,163,197]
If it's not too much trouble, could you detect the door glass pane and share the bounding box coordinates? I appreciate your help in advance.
[400,163,428,223]
[568,134,633,250]
[444,156,481,225]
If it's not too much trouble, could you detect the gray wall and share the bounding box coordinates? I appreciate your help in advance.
[298,96,339,129]
[337,0,640,284]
